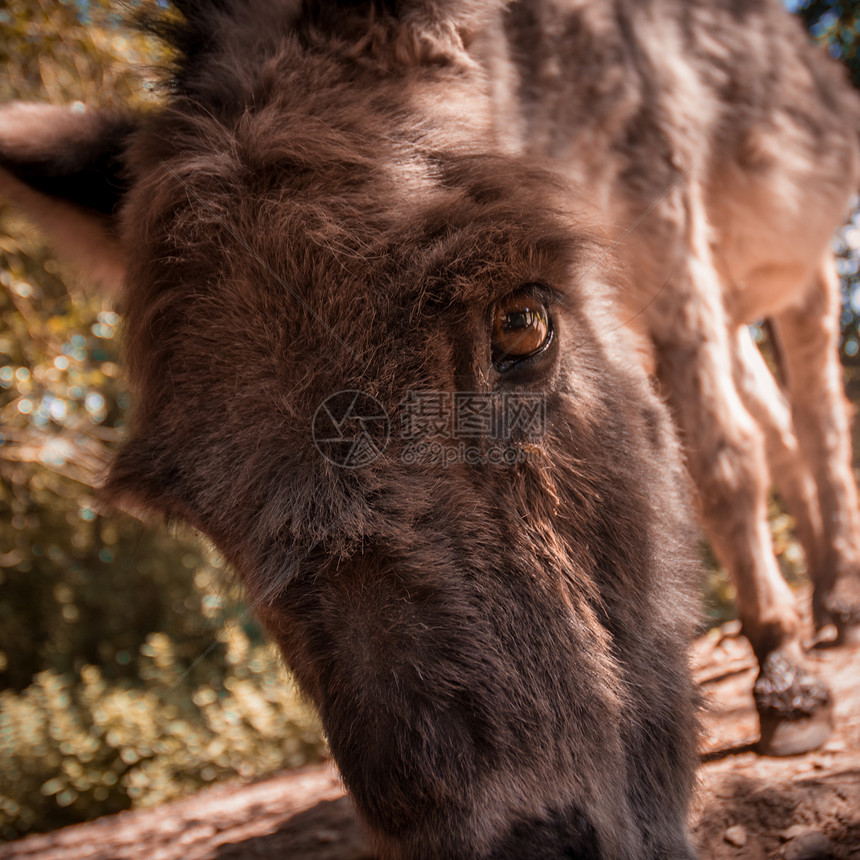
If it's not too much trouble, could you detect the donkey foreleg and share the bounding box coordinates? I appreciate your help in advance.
[772,253,860,643]
[651,223,832,755]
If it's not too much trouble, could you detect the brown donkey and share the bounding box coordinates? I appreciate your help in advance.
[2,0,859,856]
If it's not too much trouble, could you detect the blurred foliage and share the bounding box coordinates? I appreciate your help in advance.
[834,212,860,385]
[795,0,860,87]
[0,630,322,837]
[0,0,325,842]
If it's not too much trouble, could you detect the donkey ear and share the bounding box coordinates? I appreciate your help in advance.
[103,433,194,526]
[0,102,137,289]
[304,0,512,58]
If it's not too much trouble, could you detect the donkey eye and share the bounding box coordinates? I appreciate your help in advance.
[491,292,552,368]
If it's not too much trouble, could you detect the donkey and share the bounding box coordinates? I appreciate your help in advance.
[2,0,859,856]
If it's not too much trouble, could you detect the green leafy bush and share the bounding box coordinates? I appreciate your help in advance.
[0,629,324,840]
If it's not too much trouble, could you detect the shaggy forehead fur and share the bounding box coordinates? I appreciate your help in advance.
[111,0,631,577]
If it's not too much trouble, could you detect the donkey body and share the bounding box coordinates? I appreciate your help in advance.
[2,0,859,856]
[502,0,860,755]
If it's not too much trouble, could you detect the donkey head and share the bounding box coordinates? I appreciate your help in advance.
[0,1,699,857]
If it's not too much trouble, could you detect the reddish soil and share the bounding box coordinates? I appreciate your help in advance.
[691,619,860,860]
[2,609,858,860]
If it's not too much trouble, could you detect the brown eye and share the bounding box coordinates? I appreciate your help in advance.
[491,292,552,367]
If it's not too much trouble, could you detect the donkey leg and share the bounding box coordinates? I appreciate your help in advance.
[772,253,860,643]
[654,266,831,755]
[732,325,826,588]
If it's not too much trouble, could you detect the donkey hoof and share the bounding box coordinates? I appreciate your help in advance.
[814,604,860,648]
[815,578,860,646]
[835,622,860,646]
[753,650,832,757]
[756,706,833,757]
[830,600,860,646]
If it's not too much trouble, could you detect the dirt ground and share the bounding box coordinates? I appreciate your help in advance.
[691,616,860,860]
[2,605,858,859]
